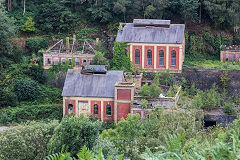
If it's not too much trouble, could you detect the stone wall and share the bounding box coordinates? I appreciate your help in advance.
[178,69,240,97]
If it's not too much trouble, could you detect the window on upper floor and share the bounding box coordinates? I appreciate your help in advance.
[159,50,164,66]
[232,54,236,62]
[226,54,229,61]
[135,49,140,65]
[147,49,152,66]
[75,58,80,66]
[171,50,176,66]
[47,58,52,65]
[68,58,72,65]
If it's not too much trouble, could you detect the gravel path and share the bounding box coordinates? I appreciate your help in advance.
[0,126,9,132]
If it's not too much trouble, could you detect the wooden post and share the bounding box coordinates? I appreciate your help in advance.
[66,37,70,54]
[73,35,76,43]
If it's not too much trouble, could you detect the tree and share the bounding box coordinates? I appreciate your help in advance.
[87,0,114,23]
[35,0,76,33]
[203,0,240,29]
[47,116,103,156]
[0,3,16,69]
[112,42,132,72]
[21,17,36,33]
[180,0,200,22]
[91,51,109,65]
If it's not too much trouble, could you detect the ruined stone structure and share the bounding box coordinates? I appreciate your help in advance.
[43,35,95,69]
[116,19,185,73]
[220,45,240,62]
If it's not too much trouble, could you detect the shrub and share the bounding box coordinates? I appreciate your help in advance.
[14,78,40,101]
[139,83,163,98]
[47,116,103,156]
[91,51,109,65]
[224,101,236,115]
[0,121,59,160]
[21,17,36,33]
[192,85,221,109]
[26,37,49,54]
[0,104,62,124]
[93,138,119,159]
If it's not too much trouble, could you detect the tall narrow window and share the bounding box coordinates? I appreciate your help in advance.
[62,58,66,65]
[75,58,80,66]
[232,54,236,62]
[147,49,152,66]
[159,50,164,66]
[226,54,229,61]
[135,49,140,65]
[94,104,98,115]
[106,104,111,116]
[68,104,73,114]
[53,57,59,65]
[69,58,72,65]
[47,58,52,65]
[171,50,176,66]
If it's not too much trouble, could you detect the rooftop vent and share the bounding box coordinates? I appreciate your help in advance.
[133,19,171,28]
[81,65,108,75]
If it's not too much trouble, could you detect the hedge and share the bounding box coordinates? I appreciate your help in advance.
[0,121,59,160]
[0,104,62,124]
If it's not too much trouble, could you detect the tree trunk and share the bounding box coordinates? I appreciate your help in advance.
[8,0,12,11]
[23,0,26,15]
[199,1,202,23]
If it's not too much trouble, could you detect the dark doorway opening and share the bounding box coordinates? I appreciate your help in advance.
[204,120,217,128]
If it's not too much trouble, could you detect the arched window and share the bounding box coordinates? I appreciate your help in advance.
[106,104,111,116]
[159,50,164,66]
[94,104,98,115]
[226,54,229,61]
[232,54,236,62]
[171,50,176,66]
[135,49,140,65]
[147,49,152,66]
[68,104,73,114]
[82,59,87,66]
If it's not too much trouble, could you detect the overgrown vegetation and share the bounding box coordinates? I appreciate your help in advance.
[0,121,59,160]
[0,104,62,125]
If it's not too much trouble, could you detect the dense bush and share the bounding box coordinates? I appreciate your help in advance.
[140,116,240,160]
[26,37,49,54]
[100,110,203,159]
[14,78,40,101]
[192,85,221,109]
[91,51,109,65]
[0,104,62,124]
[47,116,103,156]
[0,121,59,160]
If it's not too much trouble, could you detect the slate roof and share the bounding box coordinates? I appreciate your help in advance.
[62,69,123,98]
[116,19,185,44]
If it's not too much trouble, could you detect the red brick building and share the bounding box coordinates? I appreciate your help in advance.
[116,19,185,73]
[220,45,240,62]
[62,66,135,123]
